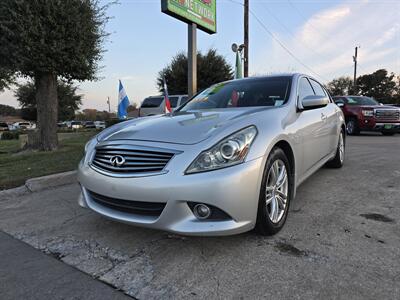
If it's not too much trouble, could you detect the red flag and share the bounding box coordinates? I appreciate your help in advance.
[163,78,172,113]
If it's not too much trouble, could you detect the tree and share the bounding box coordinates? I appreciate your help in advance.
[15,81,82,122]
[157,49,233,94]
[0,104,17,116]
[0,0,109,150]
[357,69,397,103]
[0,68,15,92]
[326,76,353,96]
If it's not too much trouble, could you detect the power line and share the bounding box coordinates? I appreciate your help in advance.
[286,0,331,41]
[227,0,329,82]
[261,4,332,62]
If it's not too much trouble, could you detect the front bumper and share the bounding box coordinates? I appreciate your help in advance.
[358,118,400,132]
[78,156,264,236]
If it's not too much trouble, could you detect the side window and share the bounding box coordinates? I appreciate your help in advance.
[309,79,326,97]
[169,96,179,108]
[298,77,315,100]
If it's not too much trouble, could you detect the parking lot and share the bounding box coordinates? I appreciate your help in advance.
[0,134,399,299]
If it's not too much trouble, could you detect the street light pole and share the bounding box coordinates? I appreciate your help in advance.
[353,46,358,95]
[107,96,111,113]
[244,0,249,77]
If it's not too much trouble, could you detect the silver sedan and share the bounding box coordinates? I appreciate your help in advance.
[78,74,346,236]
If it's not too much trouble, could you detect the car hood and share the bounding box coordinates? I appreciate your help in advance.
[98,108,267,145]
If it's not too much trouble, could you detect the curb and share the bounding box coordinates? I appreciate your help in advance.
[0,170,77,199]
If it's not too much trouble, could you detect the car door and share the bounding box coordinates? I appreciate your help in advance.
[309,79,339,156]
[296,77,328,176]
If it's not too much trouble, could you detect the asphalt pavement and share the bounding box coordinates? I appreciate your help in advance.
[0,134,399,299]
[0,231,130,300]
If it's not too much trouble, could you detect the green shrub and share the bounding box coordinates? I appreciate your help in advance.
[1,131,20,140]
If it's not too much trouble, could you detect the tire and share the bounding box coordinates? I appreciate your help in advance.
[326,130,345,168]
[346,118,360,135]
[382,132,395,136]
[256,147,293,235]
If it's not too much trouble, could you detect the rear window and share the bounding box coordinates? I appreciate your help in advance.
[141,97,163,108]
[0,123,8,127]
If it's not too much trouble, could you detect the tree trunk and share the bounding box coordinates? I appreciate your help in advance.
[33,73,58,151]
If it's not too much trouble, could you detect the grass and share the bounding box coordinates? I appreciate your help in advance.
[0,131,97,190]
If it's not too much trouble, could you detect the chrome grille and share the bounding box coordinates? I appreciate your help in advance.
[375,109,400,121]
[91,145,176,175]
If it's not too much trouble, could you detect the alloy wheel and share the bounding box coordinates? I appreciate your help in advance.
[265,159,288,223]
[346,121,354,135]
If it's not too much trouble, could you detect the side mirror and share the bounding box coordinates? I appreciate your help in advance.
[301,95,329,110]
[336,102,345,108]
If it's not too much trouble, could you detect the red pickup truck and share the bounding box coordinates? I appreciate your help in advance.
[333,96,400,136]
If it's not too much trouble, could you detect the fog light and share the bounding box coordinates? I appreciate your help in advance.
[193,204,211,219]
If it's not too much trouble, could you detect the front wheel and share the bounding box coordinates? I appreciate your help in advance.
[326,130,345,168]
[256,148,293,235]
[346,118,360,135]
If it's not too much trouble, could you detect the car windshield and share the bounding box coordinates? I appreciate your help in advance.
[180,77,292,111]
[345,96,378,106]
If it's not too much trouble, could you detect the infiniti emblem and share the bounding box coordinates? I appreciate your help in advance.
[109,155,126,167]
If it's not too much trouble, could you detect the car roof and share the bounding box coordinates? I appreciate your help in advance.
[216,73,323,85]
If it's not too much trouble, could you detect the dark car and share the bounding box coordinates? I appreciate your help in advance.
[0,122,9,131]
[333,96,400,136]
[84,121,96,129]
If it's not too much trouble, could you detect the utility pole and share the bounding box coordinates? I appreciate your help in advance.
[353,46,358,95]
[244,0,249,77]
[107,96,111,113]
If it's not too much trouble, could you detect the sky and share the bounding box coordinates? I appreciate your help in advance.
[0,0,399,111]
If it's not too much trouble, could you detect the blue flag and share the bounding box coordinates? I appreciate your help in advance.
[117,80,130,119]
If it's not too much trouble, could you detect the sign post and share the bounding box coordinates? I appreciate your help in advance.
[161,0,216,97]
[188,23,197,97]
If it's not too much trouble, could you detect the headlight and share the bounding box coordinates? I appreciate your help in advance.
[185,126,258,174]
[362,110,373,117]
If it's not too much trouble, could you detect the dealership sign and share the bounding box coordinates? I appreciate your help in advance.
[161,0,216,34]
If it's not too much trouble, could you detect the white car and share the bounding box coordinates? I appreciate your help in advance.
[139,95,188,117]
[94,121,106,129]
[13,121,35,130]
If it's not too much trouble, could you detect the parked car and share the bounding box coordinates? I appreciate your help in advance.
[13,121,35,130]
[84,121,96,129]
[71,121,83,129]
[57,122,68,128]
[94,121,106,130]
[139,95,188,117]
[0,122,9,131]
[78,74,345,236]
[333,96,400,135]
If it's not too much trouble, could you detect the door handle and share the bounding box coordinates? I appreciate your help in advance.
[321,113,327,121]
